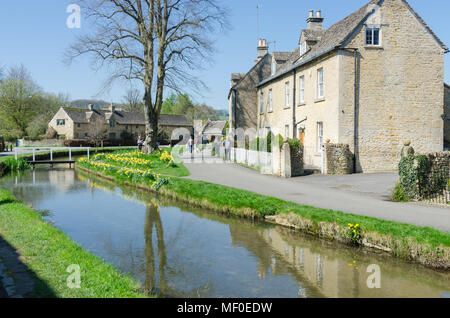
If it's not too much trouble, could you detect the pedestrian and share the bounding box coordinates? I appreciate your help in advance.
[137,135,144,151]
[187,136,194,155]
[194,136,200,153]
[223,136,231,161]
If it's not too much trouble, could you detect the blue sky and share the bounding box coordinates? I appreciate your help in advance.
[0,0,449,110]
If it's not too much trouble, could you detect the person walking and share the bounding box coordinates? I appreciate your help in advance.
[137,135,144,151]
[187,136,194,155]
[223,136,231,162]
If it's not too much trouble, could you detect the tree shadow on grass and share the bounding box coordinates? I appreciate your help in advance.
[0,234,56,298]
[0,199,16,206]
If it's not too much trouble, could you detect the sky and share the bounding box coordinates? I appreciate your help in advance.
[0,0,449,110]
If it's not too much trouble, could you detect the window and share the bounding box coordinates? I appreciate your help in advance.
[110,121,115,128]
[56,119,65,126]
[136,125,139,129]
[300,42,307,56]
[269,89,273,112]
[285,82,290,107]
[285,125,290,139]
[317,122,323,152]
[299,76,305,103]
[84,133,88,137]
[77,123,80,128]
[125,125,128,130]
[260,92,264,114]
[109,133,116,140]
[317,68,324,99]
[271,60,276,76]
[366,27,380,46]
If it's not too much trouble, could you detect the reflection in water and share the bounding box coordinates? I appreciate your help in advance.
[0,165,449,298]
[143,202,168,295]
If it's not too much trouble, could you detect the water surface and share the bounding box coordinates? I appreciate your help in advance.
[0,164,449,298]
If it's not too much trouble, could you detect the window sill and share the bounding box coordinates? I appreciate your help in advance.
[267,111,274,114]
[365,45,383,50]
[283,106,291,110]
[314,98,325,103]
[297,102,306,107]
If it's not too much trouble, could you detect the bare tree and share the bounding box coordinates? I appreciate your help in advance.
[88,115,108,148]
[122,88,143,113]
[66,0,228,151]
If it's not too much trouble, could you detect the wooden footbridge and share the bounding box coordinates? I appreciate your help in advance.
[14,147,91,168]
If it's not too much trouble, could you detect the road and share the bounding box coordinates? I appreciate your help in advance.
[180,151,450,232]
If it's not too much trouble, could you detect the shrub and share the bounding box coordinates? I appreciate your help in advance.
[3,157,30,173]
[391,182,410,202]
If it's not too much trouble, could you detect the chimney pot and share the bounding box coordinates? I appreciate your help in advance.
[88,104,94,111]
[309,10,314,18]
[316,10,321,18]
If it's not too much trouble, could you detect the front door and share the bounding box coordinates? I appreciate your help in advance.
[299,129,305,145]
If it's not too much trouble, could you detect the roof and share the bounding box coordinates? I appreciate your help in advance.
[228,53,271,98]
[202,120,227,135]
[62,107,192,127]
[256,0,448,88]
[299,29,325,44]
[445,83,450,89]
[272,52,291,62]
[231,73,246,81]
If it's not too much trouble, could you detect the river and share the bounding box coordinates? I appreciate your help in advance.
[0,164,448,298]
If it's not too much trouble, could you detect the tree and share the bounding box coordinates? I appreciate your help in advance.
[121,89,143,113]
[66,0,228,151]
[88,115,108,148]
[0,65,42,137]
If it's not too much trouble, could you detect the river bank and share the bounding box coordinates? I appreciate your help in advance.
[75,151,450,270]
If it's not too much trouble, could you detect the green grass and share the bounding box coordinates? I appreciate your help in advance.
[0,188,148,298]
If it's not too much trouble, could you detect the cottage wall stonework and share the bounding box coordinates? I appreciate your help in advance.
[340,0,445,172]
[229,54,272,137]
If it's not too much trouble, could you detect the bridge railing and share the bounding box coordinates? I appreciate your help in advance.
[14,147,91,161]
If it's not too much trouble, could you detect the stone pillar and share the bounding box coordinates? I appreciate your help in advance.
[280,142,291,178]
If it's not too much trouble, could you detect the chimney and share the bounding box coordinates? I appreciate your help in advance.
[307,10,324,31]
[255,39,269,64]
[109,103,115,112]
[88,104,94,111]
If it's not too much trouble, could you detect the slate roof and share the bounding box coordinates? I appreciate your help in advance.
[62,107,192,127]
[202,120,227,135]
[299,29,325,44]
[272,52,291,62]
[257,0,448,88]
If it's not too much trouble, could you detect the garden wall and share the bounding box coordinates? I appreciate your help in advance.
[324,143,354,175]
[399,150,450,202]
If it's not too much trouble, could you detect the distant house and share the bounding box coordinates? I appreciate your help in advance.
[200,120,228,142]
[48,104,193,143]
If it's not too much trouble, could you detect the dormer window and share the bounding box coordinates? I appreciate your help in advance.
[366,27,380,46]
[300,42,307,56]
[271,59,276,76]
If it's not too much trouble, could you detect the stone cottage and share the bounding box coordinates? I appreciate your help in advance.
[229,40,294,140]
[255,0,448,173]
[48,104,193,144]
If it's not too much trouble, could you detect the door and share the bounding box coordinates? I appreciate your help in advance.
[299,129,305,145]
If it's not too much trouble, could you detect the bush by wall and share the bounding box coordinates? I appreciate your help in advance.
[398,152,450,200]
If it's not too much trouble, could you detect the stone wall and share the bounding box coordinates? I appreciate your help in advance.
[23,139,65,147]
[340,0,445,172]
[444,84,450,148]
[399,149,450,201]
[324,143,353,175]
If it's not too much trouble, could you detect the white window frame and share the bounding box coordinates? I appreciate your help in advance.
[285,82,290,108]
[300,42,307,56]
[317,68,324,99]
[299,75,305,104]
[365,27,381,46]
[260,92,264,114]
[56,119,65,126]
[317,122,323,152]
[268,89,273,112]
[285,124,290,139]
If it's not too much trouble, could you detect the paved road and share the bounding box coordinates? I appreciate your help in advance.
[180,152,450,232]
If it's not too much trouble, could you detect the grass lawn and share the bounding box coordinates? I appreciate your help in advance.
[0,188,147,298]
